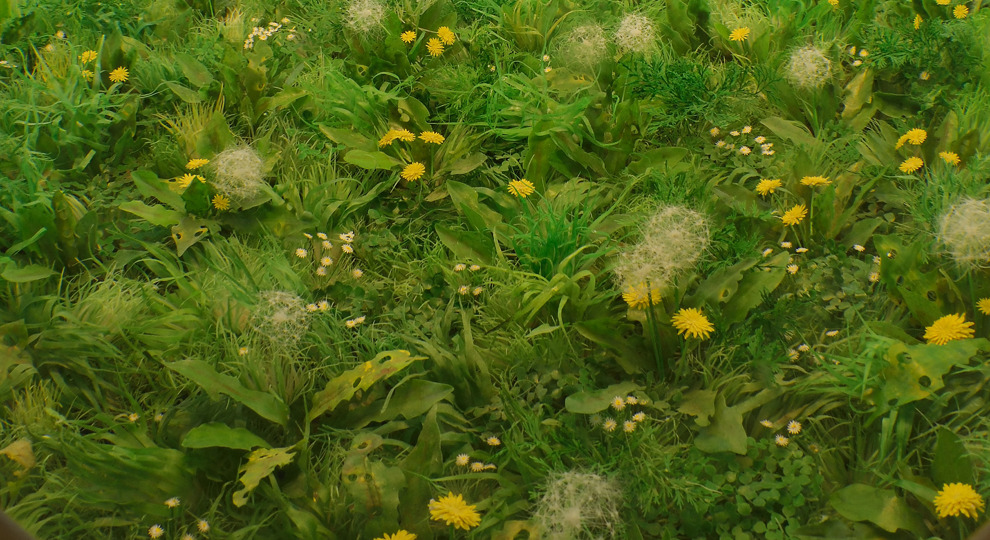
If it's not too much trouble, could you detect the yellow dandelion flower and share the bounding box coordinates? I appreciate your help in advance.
[394,129,415,142]
[623,420,636,433]
[939,151,960,165]
[437,26,456,45]
[936,0,950,4]
[79,50,98,63]
[800,175,830,187]
[828,0,838,6]
[632,411,646,422]
[756,178,782,196]
[428,492,482,531]
[729,27,751,42]
[375,530,418,540]
[419,131,445,144]
[904,128,927,145]
[934,483,984,519]
[186,158,209,169]
[781,204,808,226]
[954,4,969,18]
[400,31,416,44]
[426,38,444,57]
[401,162,426,181]
[914,14,923,29]
[760,419,774,428]
[197,521,210,533]
[212,194,230,211]
[81,69,94,80]
[977,298,990,315]
[470,462,485,472]
[924,313,975,345]
[622,282,661,309]
[507,179,536,198]
[610,396,626,411]
[378,130,398,147]
[671,308,714,340]
[899,156,924,173]
[164,497,180,508]
[109,66,129,83]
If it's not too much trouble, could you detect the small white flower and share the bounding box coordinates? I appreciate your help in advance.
[352,269,363,278]
[295,248,308,258]
[454,264,466,272]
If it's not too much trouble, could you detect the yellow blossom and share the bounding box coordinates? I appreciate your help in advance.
[79,50,98,63]
[924,313,974,345]
[978,298,990,315]
[671,308,714,340]
[109,66,129,83]
[954,4,968,18]
[212,194,230,211]
[622,282,661,309]
[400,31,416,43]
[437,26,456,45]
[800,175,830,187]
[419,131,445,144]
[939,151,960,165]
[428,492,482,531]
[401,162,426,181]
[426,38,444,57]
[186,158,209,169]
[756,179,782,196]
[507,179,536,198]
[934,483,983,519]
[899,157,924,173]
[781,204,808,226]
[729,27,751,42]
[914,14,922,29]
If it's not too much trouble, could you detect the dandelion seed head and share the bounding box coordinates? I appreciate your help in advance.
[614,206,710,292]
[939,198,990,268]
[786,46,832,89]
[211,146,265,204]
[614,14,655,54]
[533,471,622,540]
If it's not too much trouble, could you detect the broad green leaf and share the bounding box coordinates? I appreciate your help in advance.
[373,379,452,422]
[435,224,493,264]
[574,319,651,374]
[181,176,211,216]
[627,147,688,174]
[448,152,487,175]
[878,339,989,409]
[841,69,875,122]
[165,81,202,103]
[175,52,214,88]
[167,359,290,426]
[132,170,184,210]
[256,87,308,118]
[446,180,503,231]
[232,447,295,507]
[694,395,747,454]
[932,427,975,487]
[829,484,926,534]
[119,201,183,227]
[1,264,54,283]
[318,125,375,151]
[722,253,789,324]
[761,116,817,147]
[565,381,642,414]
[181,422,271,451]
[171,216,211,256]
[308,350,424,421]
[343,150,399,170]
[677,390,717,425]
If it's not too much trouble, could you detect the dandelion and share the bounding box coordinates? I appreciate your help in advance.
[109,66,129,83]
[428,493,482,530]
[426,38,444,57]
[316,267,327,276]
[212,194,230,211]
[81,69,94,80]
[936,0,949,4]
[507,179,536,198]
[197,521,210,533]
[486,436,501,446]
[914,14,923,29]
[934,483,984,518]
[730,130,740,136]
[800,175,830,187]
[852,60,862,67]
[632,412,646,422]
[954,5,969,18]
[484,463,497,471]
[458,285,469,295]
[602,418,617,432]
[716,140,726,148]
[320,257,333,266]
[533,471,622,539]
[419,131,445,144]
[614,13,656,54]
[795,247,808,253]
[401,162,426,181]
[317,300,330,311]
[80,50,97,63]
[940,198,990,267]
[344,0,387,34]
[899,157,924,173]
[787,264,799,274]
[469,264,481,271]
[623,421,636,433]
[306,303,318,313]
[670,308,714,340]
[939,151,960,165]
[149,525,164,538]
[610,396,626,411]
[345,316,366,328]
[165,497,180,508]
[760,419,773,428]
[543,54,550,62]
[437,26,456,45]
[787,420,802,434]
[869,271,880,282]
[295,248,308,258]
[859,49,869,57]
[977,298,990,315]
[340,231,355,242]
[622,282,661,309]
[896,128,927,148]
[472,287,483,296]
[924,313,975,345]
[762,248,774,257]
[186,158,209,169]
[781,204,808,226]
[729,27,750,41]
[775,435,790,447]
[625,396,638,405]
[614,206,710,292]
[238,347,249,356]
[400,30,416,43]
[798,344,810,352]
[828,0,838,6]
[786,46,832,89]
[375,530,417,540]
[210,146,265,204]
[128,413,139,422]
[352,269,363,278]
[742,126,752,134]
[561,24,608,68]
[395,130,415,142]
[378,131,398,147]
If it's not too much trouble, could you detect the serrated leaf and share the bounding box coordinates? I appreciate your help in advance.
[308,350,424,421]
[119,201,183,227]
[171,216,211,256]
[694,395,747,454]
[232,447,295,507]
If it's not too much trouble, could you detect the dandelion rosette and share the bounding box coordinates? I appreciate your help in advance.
[934,483,984,518]
[924,313,974,345]
[428,492,481,530]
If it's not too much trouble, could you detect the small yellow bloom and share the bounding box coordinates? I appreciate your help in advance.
[81,69,94,80]
[787,264,799,274]
[800,175,830,187]
[914,14,922,29]
[426,38,444,57]
[428,493,481,531]
[939,151,960,165]
[485,436,501,446]
[602,418,617,432]
[109,66,129,83]
[729,27,751,42]
[775,435,789,447]
[186,158,209,169]
[936,0,950,4]
[164,497,180,508]
[899,156,924,173]
[954,4,969,18]
[786,420,802,434]
[79,50,98,63]
[632,412,646,422]
[375,530,418,540]
[295,248,308,258]
[622,282,661,309]
[934,483,984,519]
[212,194,230,211]
[401,162,426,181]
[394,129,415,142]
[455,454,470,466]
[780,204,808,226]
[924,313,975,345]
[977,298,990,315]
[507,179,536,198]
[437,26,456,45]
[149,525,164,539]
[828,0,838,6]
[197,520,210,533]
[400,31,416,43]
[760,419,773,428]
[623,420,636,433]
[670,308,714,340]
[610,396,626,411]
[419,131,445,144]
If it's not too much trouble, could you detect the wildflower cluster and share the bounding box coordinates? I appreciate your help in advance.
[244,20,287,49]
[845,45,869,68]
[294,230,361,281]
[596,395,649,434]
[712,125,775,157]
[450,262,484,298]
[759,418,803,448]
[145,501,210,539]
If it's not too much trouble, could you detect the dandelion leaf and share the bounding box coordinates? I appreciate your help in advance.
[565,381,641,414]
[829,484,926,535]
[677,389,717,425]
[694,395,747,454]
[0,439,34,476]
[932,427,975,487]
[878,339,989,409]
[232,446,296,507]
[308,350,424,421]
[174,52,214,88]
[181,422,272,451]
[171,215,212,256]
[167,359,290,426]
[342,435,404,531]
[343,150,399,170]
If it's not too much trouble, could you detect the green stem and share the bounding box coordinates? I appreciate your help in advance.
[645,295,664,379]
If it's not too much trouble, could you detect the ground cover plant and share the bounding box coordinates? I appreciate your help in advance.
[2,0,990,538]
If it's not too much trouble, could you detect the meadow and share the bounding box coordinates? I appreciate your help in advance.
[2,0,990,538]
